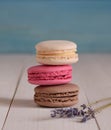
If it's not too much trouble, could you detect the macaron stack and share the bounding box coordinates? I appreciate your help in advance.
[27,40,79,107]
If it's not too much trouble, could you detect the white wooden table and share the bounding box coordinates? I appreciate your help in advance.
[0,54,111,130]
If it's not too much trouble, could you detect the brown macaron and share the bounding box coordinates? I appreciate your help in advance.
[34,83,79,107]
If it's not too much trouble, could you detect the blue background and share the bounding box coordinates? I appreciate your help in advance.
[0,1,111,53]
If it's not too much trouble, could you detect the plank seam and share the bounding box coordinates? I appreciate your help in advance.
[1,66,25,130]
[84,90,101,130]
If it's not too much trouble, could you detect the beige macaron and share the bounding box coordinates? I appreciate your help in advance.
[34,83,79,107]
[35,40,78,65]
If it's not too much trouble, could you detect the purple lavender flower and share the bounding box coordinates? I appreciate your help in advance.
[51,110,56,118]
[50,104,95,123]
[81,116,87,122]
[65,108,73,118]
[72,108,79,116]
[81,104,87,110]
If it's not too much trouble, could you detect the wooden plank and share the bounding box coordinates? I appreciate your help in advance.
[3,56,98,130]
[73,54,111,101]
[90,54,111,130]
[73,54,111,130]
[0,55,29,130]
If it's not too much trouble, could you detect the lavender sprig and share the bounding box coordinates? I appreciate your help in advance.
[51,104,95,122]
[51,97,111,122]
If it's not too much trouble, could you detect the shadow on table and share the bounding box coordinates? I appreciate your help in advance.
[0,97,59,121]
[0,97,39,108]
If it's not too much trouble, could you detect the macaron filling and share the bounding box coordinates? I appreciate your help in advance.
[34,91,78,98]
[37,49,77,55]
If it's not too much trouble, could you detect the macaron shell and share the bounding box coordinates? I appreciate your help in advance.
[28,65,72,85]
[34,83,79,93]
[34,97,78,107]
[35,40,77,51]
[29,79,72,85]
[34,83,79,107]
[28,65,72,72]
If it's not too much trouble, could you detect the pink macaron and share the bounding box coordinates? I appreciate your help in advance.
[27,65,72,85]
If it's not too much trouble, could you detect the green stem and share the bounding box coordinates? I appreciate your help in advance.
[89,97,111,106]
[94,103,111,113]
